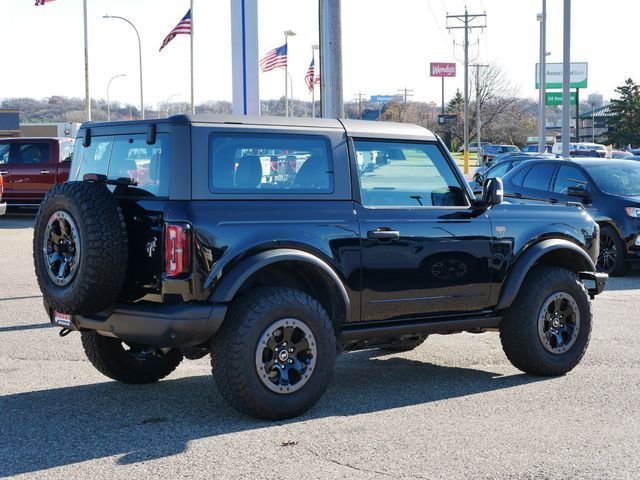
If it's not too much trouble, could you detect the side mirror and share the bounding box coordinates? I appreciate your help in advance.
[475,174,485,186]
[482,177,504,206]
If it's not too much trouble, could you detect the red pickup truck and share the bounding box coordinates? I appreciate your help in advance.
[0,137,74,208]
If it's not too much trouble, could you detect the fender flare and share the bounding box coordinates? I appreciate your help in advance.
[209,248,351,319]
[495,239,595,311]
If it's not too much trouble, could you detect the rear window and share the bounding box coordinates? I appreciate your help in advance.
[72,133,171,197]
[522,164,556,191]
[209,134,333,193]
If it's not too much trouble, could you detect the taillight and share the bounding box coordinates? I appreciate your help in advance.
[0,175,3,196]
[165,224,191,277]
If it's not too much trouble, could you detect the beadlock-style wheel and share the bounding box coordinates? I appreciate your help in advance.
[255,318,318,394]
[43,210,81,287]
[537,291,580,354]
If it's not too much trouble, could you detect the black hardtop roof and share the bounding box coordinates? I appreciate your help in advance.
[80,114,437,141]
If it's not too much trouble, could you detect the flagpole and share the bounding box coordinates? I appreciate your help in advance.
[190,0,195,114]
[83,0,91,121]
[284,33,288,117]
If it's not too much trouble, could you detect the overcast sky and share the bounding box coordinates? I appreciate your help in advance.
[3,0,637,110]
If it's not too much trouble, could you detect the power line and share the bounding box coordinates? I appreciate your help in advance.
[446,7,487,174]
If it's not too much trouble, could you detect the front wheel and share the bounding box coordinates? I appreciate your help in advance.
[210,287,336,420]
[81,331,183,384]
[597,226,627,276]
[500,266,592,376]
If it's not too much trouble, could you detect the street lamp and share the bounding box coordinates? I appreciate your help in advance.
[283,30,296,117]
[103,15,144,120]
[537,1,547,154]
[107,74,126,121]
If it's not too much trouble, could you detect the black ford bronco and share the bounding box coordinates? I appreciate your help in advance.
[33,115,607,419]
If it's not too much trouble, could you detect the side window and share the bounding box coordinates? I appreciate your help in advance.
[553,166,588,194]
[0,144,9,164]
[508,164,531,187]
[60,141,74,162]
[522,164,556,191]
[487,161,511,179]
[354,140,467,207]
[13,143,50,165]
[210,134,333,193]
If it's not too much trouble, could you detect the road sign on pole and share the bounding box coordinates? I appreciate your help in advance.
[536,62,587,89]
[430,63,456,77]
[546,91,576,105]
[370,95,393,103]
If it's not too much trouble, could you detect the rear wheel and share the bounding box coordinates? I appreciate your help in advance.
[81,331,183,384]
[597,226,627,276]
[211,287,336,420]
[500,266,591,376]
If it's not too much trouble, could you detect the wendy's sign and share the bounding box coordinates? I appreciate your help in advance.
[430,63,456,77]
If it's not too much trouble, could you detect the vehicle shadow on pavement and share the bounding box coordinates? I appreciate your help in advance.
[0,212,36,229]
[0,350,542,476]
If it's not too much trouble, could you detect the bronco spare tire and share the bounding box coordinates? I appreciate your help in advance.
[34,181,128,315]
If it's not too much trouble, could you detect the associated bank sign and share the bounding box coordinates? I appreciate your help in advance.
[535,62,588,89]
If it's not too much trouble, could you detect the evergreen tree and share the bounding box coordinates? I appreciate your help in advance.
[447,89,464,114]
[606,78,640,147]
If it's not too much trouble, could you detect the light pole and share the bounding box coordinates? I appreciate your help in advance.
[286,71,294,116]
[537,1,547,153]
[284,30,296,117]
[107,74,126,121]
[591,101,596,142]
[103,15,144,119]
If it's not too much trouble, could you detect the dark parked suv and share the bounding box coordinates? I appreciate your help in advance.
[34,116,607,419]
[502,158,640,276]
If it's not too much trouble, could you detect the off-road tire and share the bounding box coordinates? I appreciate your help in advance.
[33,181,128,315]
[598,226,627,277]
[382,336,428,352]
[211,287,336,420]
[81,330,183,384]
[500,266,592,376]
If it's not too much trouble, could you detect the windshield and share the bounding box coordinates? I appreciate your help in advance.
[584,163,640,196]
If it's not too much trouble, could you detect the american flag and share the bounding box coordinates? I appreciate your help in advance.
[159,10,192,52]
[260,44,287,73]
[35,0,55,5]
[305,57,315,92]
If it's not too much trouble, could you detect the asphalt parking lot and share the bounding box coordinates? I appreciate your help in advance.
[1,212,639,480]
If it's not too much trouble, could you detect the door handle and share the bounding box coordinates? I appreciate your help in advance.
[367,229,400,240]
[0,170,8,175]
[40,170,50,174]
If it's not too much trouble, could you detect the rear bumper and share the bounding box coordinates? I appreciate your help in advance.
[579,271,608,298]
[0,202,6,216]
[51,301,227,348]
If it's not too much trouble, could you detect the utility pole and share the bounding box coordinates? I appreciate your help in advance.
[397,87,414,122]
[537,0,547,153]
[83,0,91,121]
[562,0,571,158]
[319,0,343,118]
[471,64,488,159]
[354,92,366,119]
[447,8,486,174]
